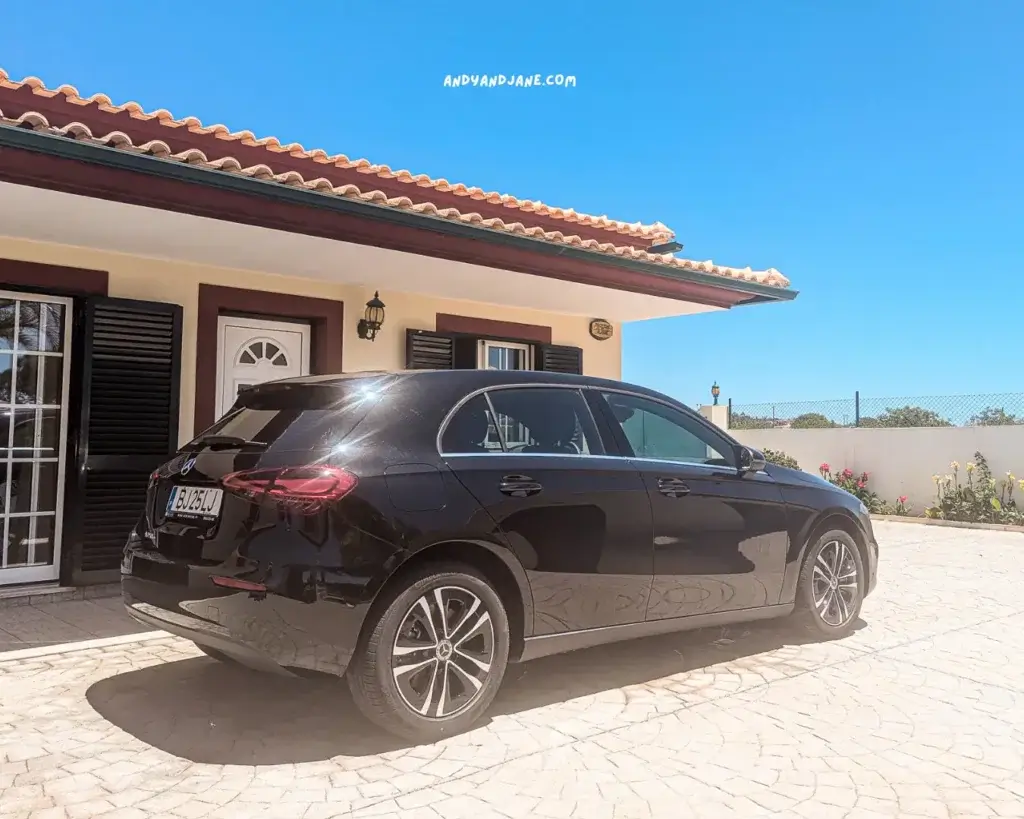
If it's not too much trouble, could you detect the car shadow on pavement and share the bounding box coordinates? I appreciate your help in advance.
[85,617,866,765]
[493,617,866,716]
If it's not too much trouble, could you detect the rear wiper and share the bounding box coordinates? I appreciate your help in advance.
[192,435,268,451]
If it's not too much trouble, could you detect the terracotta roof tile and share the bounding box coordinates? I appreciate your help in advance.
[0,69,675,242]
[0,102,790,289]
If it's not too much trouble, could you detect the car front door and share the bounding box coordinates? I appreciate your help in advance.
[440,386,654,635]
[590,390,790,622]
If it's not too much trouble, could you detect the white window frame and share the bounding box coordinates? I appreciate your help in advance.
[477,340,533,448]
[477,339,533,371]
[0,290,74,585]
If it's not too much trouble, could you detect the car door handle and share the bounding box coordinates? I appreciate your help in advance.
[657,477,691,498]
[498,475,543,497]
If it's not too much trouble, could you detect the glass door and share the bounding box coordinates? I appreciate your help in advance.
[0,292,72,585]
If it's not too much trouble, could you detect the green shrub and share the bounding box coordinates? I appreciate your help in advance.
[762,448,800,469]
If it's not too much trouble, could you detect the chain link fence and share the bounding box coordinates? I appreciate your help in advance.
[728,392,1024,429]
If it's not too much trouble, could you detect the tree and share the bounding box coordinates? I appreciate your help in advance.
[790,412,836,429]
[874,405,952,428]
[969,407,1020,427]
[729,411,774,430]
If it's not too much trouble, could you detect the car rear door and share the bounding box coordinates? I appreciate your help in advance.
[440,386,654,635]
[590,390,790,621]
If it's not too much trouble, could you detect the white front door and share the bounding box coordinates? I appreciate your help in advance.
[0,291,73,585]
[215,316,311,419]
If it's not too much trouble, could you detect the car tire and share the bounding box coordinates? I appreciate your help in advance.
[794,529,865,639]
[348,562,510,742]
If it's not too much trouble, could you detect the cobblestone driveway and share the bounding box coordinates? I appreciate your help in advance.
[2,521,1023,818]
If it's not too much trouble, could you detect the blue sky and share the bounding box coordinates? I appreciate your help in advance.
[2,1,1021,408]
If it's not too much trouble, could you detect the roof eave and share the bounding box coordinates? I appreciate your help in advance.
[0,124,796,306]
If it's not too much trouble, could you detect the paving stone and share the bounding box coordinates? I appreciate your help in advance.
[1,522,1023,817]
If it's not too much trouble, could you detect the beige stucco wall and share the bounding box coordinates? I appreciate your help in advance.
[730,426,1024,512]
[0,238,621,442]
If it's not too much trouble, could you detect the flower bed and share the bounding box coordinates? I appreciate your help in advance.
[756,448,1022,525]
[818,464,910,515]
[926,453,1022,525]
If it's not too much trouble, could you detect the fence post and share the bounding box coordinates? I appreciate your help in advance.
[855,391,860,427]
[727,398,732,428]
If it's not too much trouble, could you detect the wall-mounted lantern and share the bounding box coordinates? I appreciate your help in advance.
[711,381,721,406]
[357,292,386,342]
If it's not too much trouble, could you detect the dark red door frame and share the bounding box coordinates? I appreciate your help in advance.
[194,284,344,433]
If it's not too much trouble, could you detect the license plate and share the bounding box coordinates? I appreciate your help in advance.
[166,485,224,521]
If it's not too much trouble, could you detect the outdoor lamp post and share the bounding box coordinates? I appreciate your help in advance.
[357,292,386,341]
[711,382,720,406]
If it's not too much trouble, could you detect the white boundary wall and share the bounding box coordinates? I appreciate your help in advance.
[727,426,1024,511]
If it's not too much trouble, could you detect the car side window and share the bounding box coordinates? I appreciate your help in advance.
[440,394,504,454]
[599,392,734,466]
[488,388,603,455]
[442,388,604,455]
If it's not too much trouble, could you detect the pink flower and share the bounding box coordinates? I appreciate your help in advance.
[842,468,854,478]
[856,480,865,489]
[898,495,908,504]
[820,462,830,472]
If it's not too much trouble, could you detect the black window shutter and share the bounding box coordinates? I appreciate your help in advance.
[71,297,182,581]
[536,344,583,375]
[406,329,455,369]
[453,337,479,370]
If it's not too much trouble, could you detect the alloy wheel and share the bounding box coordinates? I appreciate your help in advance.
[391,586,495,719]
[811,539,859,627]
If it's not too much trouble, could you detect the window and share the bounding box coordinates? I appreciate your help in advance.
[194,380,384,452]
[441,388,603,455]
[440,395,503,454]
[478,340,532,371]
[237,339,290,368]
[600,392,733,466]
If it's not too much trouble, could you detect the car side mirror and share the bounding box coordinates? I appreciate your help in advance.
[737,446,767,473]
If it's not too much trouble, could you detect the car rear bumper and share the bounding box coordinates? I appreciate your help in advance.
[121,545,367,679]
[124,596,296,677]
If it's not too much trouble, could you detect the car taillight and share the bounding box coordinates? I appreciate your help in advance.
[221,466,357,514]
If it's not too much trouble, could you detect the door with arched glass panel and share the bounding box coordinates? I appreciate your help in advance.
[215,316,310,420]
[0,292,72,585]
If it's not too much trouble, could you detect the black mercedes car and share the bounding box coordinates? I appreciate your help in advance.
[122,369,878,741]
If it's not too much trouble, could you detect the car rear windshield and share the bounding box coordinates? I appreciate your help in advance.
[190,378,394,452]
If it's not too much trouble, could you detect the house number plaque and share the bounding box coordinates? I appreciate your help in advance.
[589,319,613,341]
